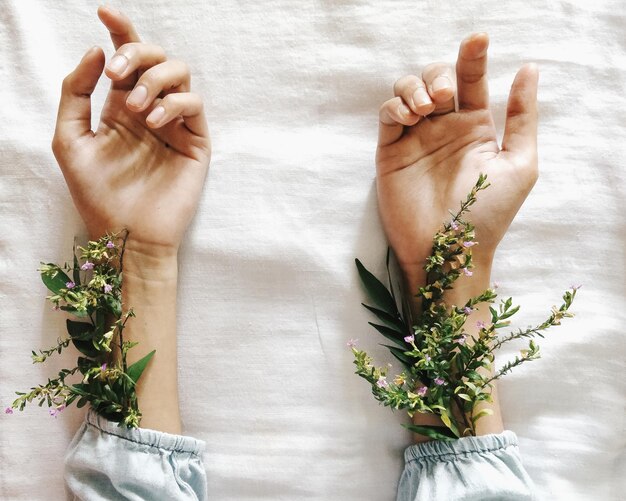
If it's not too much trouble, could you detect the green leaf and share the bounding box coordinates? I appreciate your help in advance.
[72,245,81,286]
[127,350,156,384]
[403,423,457,441]
[355,259,398,315]
[440,410,461,437]
[362,304,406,332]
[66,320,93,340]
[471,408,493,424]
[41,265,71,295]
[60,305,89,318]
[369,322,405,346]
[457,393,472,402]
[72,338,100,358]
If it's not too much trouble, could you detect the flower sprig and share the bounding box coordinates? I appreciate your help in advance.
[7,231,155,428]
[351,174,578,441]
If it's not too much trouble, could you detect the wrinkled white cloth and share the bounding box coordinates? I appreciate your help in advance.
[0,1,624,500]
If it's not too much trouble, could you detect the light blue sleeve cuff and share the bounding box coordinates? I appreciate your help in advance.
[65,409,207,500]
[397,431,537,501]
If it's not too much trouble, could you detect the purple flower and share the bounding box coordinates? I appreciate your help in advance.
[65,281,75,289]
[424,354,431,362]
[450,220,459,231]
[417,387,428,397]
[493,281,500,289]
[5,407,14,414]
[106,241,115,249]
[455,335,467,345]
[49,404,66,418]
[103,284,113,294]
[462,268,473,277]
[434,377,445,386]
[81,261,94,271]
[570,284,582,290]
[404,335,415,343]
[346,338,358,348]
[101,363,107,372]
[376,377,389,389]
[476,320,486,329]
[463,306,473,315]
[462,241,476,248]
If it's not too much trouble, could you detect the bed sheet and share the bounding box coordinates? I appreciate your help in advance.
[0,0,624,499]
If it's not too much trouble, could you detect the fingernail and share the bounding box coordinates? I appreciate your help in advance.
[413,88,432,107]
[107,54,128,74]
[147,106,166,125]
[127,85,148,108]
[432,76,452,93]
[398,104,411,116]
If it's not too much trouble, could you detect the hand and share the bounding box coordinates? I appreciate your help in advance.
[52,6,211,258]
[376,33,538,290]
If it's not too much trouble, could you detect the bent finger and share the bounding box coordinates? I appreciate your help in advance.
[97,5,141,49]
[145,92,208,137]
[378,96,421,147]
[393,75,436,116]
[126,60,191,111]
[422,63,456,115]
[105,42,167,84]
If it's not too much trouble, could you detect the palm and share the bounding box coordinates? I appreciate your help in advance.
[377,109,535,271]
[64,89,209,246]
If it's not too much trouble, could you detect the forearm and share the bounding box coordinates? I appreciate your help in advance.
[120,244,181,434]
[402,251,503,440]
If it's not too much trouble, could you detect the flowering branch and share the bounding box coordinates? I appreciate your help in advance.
[351,174,578,440]
[6,231,155,428]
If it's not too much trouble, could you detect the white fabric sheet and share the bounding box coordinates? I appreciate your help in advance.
[1,1,624,499]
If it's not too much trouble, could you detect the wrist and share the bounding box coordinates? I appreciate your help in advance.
[121,243,178,284]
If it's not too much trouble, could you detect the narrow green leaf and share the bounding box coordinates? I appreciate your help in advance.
[403,423,457,441]
[440,411,461,437]
[472,408,493,424]
[362,304,406,332]
[72,339,100,358]
[355,259,398,315]
[72,246,81,286]
[41,265,72,295]
[127,350,156,384]
[386,247,396,304]
[369,322,405,346]
[60,305,89,318]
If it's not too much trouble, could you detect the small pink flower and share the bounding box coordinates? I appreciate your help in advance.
[434,377,445,386]
[463,306,473,315]
[417,387,428,397]
[5,407,14,414]
[376,377,389,389]
[81,261,94,271]
[101,363,107,372]
[493,281,500,289]
[404,335,415,343]
[450,220,459,231]
[65,281,75,289]
[476,320,486,329]
[455,335,467,345]
[346,338,358,348]
[462,268,473,277]
[52,305,60,311]
[570,284,582,290]
[462,241,476,248]
[106,241,115,249]
[103,284,113,294]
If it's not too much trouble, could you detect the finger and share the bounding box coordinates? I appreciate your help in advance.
[422,63,456,115]
[378,96,421,147]
[501,64,539,160]
[145,92,208,137]
[97,5,141,49]
[53,46,105,151]
[126,60,191,112]
[105,42,167,83]
[456,32,490,110]
[393,75,436,116]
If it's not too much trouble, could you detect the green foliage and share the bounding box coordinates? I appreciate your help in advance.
[351,174,578,439]
[9,231,154,428]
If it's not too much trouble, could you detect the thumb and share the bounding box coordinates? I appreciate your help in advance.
[501,63,539,161]
[53,47,105,152]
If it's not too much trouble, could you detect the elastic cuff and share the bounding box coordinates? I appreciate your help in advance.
[85,408,205,457]
[404,430,518,464]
